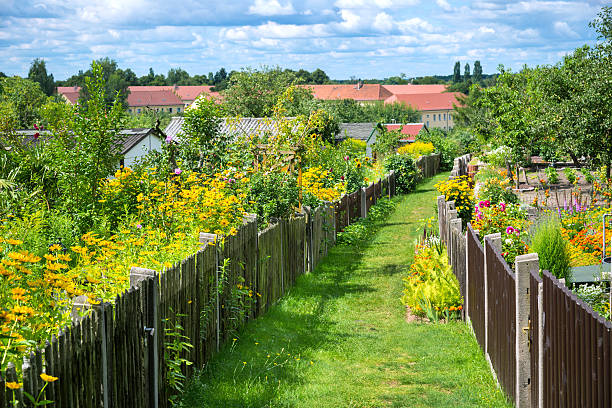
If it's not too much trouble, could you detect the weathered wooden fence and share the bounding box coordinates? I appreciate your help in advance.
[415,153,441,179]
[0,170,405,408]
[440,185,612,407]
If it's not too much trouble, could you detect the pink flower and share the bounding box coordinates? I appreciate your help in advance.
[165,135,173,143]
[484,200,490,207]
[174,168,182,175]
[33,132,40,139]
[344,156,349,161]
[136,224,142,229]
[340,175,345,181]
[499,202,506,211]
[34,124,38,130]
[478,200,486,208]
[506,226,515,234]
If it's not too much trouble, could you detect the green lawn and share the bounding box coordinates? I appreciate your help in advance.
[179,173,511,408]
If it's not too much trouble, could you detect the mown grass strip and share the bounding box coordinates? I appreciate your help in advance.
[179,173,511,408]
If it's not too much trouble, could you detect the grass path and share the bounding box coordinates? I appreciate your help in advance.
[180,173,511,408]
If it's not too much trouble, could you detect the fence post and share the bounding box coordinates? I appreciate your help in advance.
[446,209,457,260]
[483,233,501,357]
[537,279,544,408]
[129,267,158,408]
[449,218,463,298]
[360,187,367,218]
[464,229,470,321]
[514,253,538,408]
[437,196,446,242]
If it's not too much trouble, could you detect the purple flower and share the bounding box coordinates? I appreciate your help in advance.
[174,168,182,175]
[506,226,515,234]
[136,224,142,229]
[165,135,173,143]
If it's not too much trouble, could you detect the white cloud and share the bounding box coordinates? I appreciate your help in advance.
[397,17,434,33]
[108,29,120,39]
[338,9,361,31]
[436,0,451,11]
[248,0,295,16]
[554,21,578,38]
[373,12,394,32]
[478,26,495,34]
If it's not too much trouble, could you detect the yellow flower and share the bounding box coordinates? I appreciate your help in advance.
[40,373,58,382]
[5,382,22,390]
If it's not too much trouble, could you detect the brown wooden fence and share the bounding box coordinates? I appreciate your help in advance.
[542,270,612,408]
[0,171,401,408]
[485,239,516,403]
[440,185,612,407]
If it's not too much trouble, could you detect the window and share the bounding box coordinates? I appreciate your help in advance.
[438,114,441,121]
[426,121,429,127]
[169,108,172,113]
[137,108,141,114]
[177,107,181,113]
[444,113,446,120]
[426,114,430,118]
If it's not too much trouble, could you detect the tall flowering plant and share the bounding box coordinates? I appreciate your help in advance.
[471,201,529,265]
[435,175,474,224]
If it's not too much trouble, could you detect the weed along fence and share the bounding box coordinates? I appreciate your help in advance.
[439,192,612,407]
[0,170,402,408]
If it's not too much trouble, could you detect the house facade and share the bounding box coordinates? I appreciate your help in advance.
[384,93,462,131]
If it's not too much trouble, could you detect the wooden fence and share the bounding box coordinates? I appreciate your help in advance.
[0,170,405,408]
[440,190,612,407]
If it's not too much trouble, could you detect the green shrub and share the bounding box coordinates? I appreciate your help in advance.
[544,167,559,184]
[341,138,366,156]
[246,171,298,226]
[483,145,511,168]
[529,216,571,282]
[563,167,577,184]
[416,129,461,171]
[384,155,419,194]
[580,168,595,183]
[574,283,610,319]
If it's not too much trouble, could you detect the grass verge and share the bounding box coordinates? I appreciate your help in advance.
[179,173,511,408]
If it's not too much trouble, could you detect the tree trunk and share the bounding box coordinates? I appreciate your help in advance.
[568,152,581,167]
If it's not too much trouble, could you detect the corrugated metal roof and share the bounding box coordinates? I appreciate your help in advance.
[336,123,377,142]
[164,117,299,141]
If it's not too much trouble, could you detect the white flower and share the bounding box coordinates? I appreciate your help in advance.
[505,238,513,245]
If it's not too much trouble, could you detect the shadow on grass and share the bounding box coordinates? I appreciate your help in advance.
[181,222,387,407]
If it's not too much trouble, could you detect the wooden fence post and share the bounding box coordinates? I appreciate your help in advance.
[514,253,538,408]
[449,218,463,299]
[437,196,446,242]
[446,209,458,260]
[129,267,158,408]
[360,187,367,218]
[483,233,501,357]
[537,279,544,408]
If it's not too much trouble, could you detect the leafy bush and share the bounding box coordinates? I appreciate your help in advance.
[529,216,572,282]
[574,284,610,319]
[372,126,401,158]
[580,168,594,183]
[402,238,463,321]
[416,129,461,171]
[341,138,366,155]
[544,167,559,184]
[477,176,519,205]
[246,171,298,226]
[563,167,577,184]
[336,199,396,245]
[483,145,511,168]
[397,141,435,158]
[384,154,419,194]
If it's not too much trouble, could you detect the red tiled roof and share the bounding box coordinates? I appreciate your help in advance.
[127,86,218,101]
[304,84,393,101]
[386,123,424,137]
[127,90,183,107]
[384,92,464,111]
[56,86,81,104]
[382,84,448,94]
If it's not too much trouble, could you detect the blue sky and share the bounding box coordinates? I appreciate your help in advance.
[0,0,607,80]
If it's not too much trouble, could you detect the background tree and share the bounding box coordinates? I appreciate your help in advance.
[28,58,55,96]
[473,60,483,83]
[167,68,192,85]
[311,68,330,84]
[0,76,46,128]
[77,58,131,108]
[453,61,461,83]
[464,63,471,83]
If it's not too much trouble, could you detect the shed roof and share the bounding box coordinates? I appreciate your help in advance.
[336,123,377,142]
[164,117,299,142]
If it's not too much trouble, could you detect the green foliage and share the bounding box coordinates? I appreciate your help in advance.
[222,67,305,117]
[28,58,54,97]
[340,138,366,155]
[372,126,400,158]
[478,178,519,205]
[180,95,227,170]
[123,109,174,129]
[0,76,46,129]
[246,171,298,226]
[529,216,572,282]
[574,284,610,319]
[318,99,419,123]
[336,199,396,245]
[544,167,559,184]
[416,128,462,171]
[164,313,194,406]
[402,238,463,321]
[49,60,126,229]
[483,145,511,168]
[581,167,595,183]
[384,154,419,194]
[563,167,578,184]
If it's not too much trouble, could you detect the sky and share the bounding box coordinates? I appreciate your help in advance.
[0,0,608,81]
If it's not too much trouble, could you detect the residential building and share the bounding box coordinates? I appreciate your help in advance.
[56,86,81,104]
[303,83,392,104]
[385,123,427,143]
[384,93,462,130]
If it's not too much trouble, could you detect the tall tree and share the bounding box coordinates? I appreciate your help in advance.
[0,76,46,128]
[453,61,461,83]
[473,60,483,83]
[311,68,330,84]
[167,68,192,85]
[78,58,130,108]
[28,58,55,96]
[464,63,471,82]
